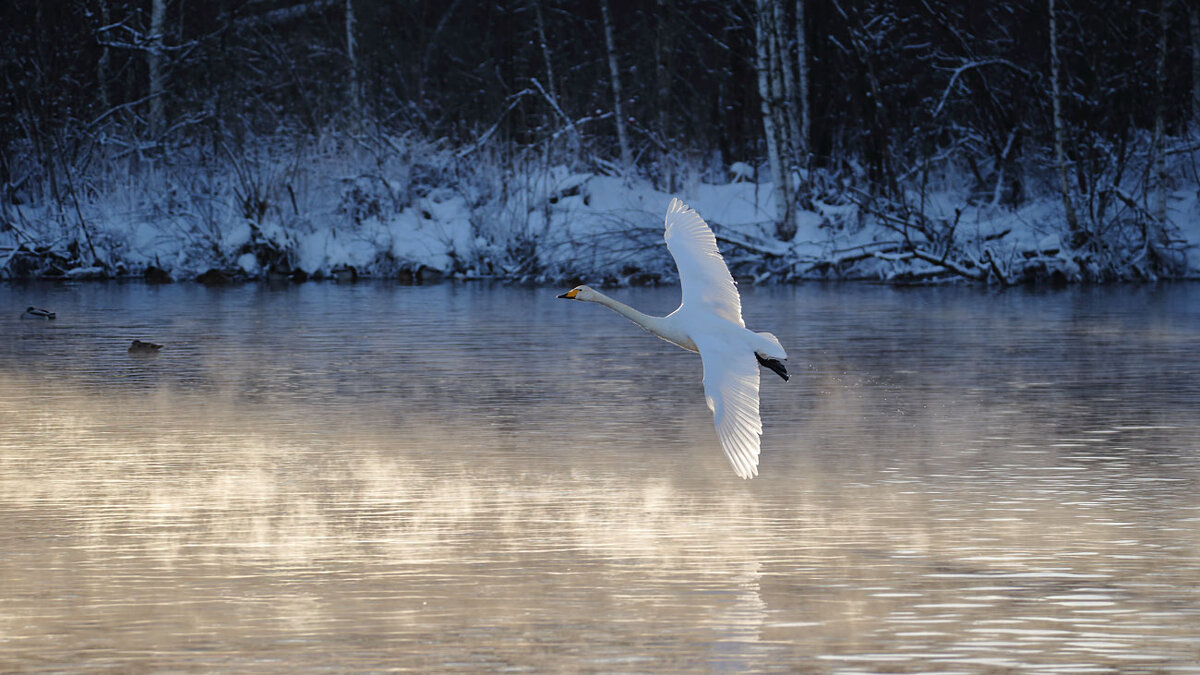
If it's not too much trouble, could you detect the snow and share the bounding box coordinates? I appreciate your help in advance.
[729,161,754,182]
[2,132,1198,284]
[63,266,107,280]
[236,253,259,275]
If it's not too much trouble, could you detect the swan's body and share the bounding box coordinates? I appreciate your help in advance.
[559,198,787,479]
[22,306,55,320]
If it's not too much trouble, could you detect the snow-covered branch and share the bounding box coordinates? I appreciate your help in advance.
[220,0,340,31]
[931,59,1031,118]
[456,90,536,159]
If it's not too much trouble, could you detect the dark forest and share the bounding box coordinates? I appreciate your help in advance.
[3,0,1199,283]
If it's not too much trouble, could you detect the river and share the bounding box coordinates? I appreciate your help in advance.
[2,281,1198,671]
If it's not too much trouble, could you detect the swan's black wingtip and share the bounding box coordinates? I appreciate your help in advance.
[756,353,789,381]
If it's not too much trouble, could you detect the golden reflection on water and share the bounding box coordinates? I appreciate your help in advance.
[3,367,1199,673]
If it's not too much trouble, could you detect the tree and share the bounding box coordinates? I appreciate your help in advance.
[1190,2,1200,125]
[1048,0,1082,244]
[775,0,801,169]
[148,0,167,138]
[97,1,112,112]
[346,0,361,129]
[794,0,810,162]
[600,0,633,171]
[653,0,676,191]
[532,0,558,106]
[755,0,793,240]
[1153,0,1171,225]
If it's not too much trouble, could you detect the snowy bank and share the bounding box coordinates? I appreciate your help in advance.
[3,132,1199,285]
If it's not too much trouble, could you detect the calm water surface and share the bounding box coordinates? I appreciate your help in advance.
[1,281,1199,672]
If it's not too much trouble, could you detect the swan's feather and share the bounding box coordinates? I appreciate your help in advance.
[695,336,762,479]
[755,331,787,359]
[664,198,744,327]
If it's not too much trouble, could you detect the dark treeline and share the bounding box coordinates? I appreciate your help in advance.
[2,0,1199,280]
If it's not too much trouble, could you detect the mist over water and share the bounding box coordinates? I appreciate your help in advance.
[2,282,1199,671]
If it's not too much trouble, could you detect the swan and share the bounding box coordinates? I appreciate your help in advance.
[22,306,55,320]
[558,198,788,479]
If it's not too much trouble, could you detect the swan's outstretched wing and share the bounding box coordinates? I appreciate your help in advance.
[695,336,762,479]
[664,198,744,327]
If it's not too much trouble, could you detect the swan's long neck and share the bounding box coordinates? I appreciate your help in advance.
[588,290,696,351]
[590,290,659,330]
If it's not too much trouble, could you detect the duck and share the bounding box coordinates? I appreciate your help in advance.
[22,306,55,320]
[558,198,788,479]
[128,340,163,354]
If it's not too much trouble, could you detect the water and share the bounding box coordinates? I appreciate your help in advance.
[2,281,1199,672]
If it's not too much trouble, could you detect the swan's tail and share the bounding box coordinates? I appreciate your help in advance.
[756,352,789,381]
[754,331,788,381]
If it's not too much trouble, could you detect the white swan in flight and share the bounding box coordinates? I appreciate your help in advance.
[559,198,788,479]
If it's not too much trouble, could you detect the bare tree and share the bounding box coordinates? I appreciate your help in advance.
[1048,0,1081,243]
[346,0,361,128]
[755,0,793,240]
[1190,2,1200,125]
[148,0,167,138]
[97,1,112,111]
[654,0,675,190]
[600,0,633,170]
[532,0,557,105]
[774,0,801,168]
[1144,0,1185,277]
[794,0,810,161]
[1153,0,1171,225]
[416,0,463,106]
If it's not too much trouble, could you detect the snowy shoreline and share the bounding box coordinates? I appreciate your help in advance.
[4,134,1199,286]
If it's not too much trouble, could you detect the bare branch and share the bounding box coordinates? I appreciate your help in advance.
[456,89,536,159]
[908,247,987,281]
[220,0,340,31]
[932,59,1031,118]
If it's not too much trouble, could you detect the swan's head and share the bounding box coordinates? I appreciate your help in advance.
[557,285,599,302]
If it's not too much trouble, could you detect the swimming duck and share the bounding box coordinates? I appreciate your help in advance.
[128,340,163,354]
[22,307,55,320]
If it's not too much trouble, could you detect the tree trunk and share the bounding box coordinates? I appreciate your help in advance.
[1190,3,1200,125]
[655,0,674,191]
[97,1,111,111]
[769,0,801,237]
[794,0,810,161]
[600,0,633,171]
[417,0,463,106]
[1048,0,1082,244]
[532,0,578,153]
[1154,0,1170,225]
[755,0,792,240]
[533,0,557,104]
[148,0,167,138]
[345,0,361,130]
[775,0,801,168]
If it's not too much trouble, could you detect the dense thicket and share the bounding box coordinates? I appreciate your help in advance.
[3,0,1199,281]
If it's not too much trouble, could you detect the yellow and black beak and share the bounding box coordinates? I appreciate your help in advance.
[557,289,579,299]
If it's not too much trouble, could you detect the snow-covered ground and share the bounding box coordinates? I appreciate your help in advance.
[3,133,1199,284]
